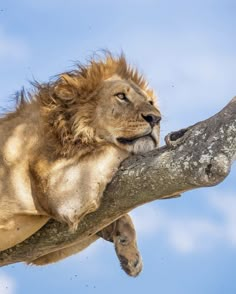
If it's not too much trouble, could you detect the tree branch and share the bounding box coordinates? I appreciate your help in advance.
[1,96,236,266]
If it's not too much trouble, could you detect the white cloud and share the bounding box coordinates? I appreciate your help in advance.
[0,28,29,61]
[209,192,236,246]
[131,191,236,253]
[164,217,220,253]
[130,205,161,236]
[0,271,15,294]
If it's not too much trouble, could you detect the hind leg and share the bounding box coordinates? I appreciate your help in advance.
[98,214,142,277]
[30,214,142,276]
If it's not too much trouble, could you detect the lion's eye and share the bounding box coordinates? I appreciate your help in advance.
[115,92,128,102]
[149,100,154,105]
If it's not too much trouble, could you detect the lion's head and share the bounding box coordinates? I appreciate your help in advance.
[38,53,161,156]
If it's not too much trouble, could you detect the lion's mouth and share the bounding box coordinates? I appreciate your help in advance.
[117,134,156,145]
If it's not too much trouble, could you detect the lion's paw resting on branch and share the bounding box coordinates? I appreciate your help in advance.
[0,53,161,277]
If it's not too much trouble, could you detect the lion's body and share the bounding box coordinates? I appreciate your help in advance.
[0,54,160,276]
[0,102,127,250]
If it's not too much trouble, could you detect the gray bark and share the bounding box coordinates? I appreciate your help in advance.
[1,96,236,266]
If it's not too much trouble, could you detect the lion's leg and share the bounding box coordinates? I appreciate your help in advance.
[30,214,142,277]
[97,214,143,277]
[52,197,100,232]
[31,162,106,232]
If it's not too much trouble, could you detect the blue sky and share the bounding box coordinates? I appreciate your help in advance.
[0,1,235,293]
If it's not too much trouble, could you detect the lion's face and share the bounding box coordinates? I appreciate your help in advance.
[93,76,161,154]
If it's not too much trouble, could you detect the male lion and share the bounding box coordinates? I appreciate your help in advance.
[0,53,161,276]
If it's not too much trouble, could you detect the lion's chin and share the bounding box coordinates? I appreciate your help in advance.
[132,136,156,154]
[117,135,157,154]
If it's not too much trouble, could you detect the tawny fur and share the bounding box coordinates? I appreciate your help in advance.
[32,215,143,277]
[0,53,161,276]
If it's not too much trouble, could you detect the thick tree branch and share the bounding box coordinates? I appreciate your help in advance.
[1,97,236,266]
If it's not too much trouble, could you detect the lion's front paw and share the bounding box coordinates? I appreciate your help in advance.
[53,200,99,231]
[51,205,82,231]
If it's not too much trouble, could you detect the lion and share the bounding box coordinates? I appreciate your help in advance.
[0,53,161,276]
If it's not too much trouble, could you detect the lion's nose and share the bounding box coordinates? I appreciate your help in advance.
[141,113,161,127]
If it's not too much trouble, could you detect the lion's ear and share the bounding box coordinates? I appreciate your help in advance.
[54,74,79,100]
